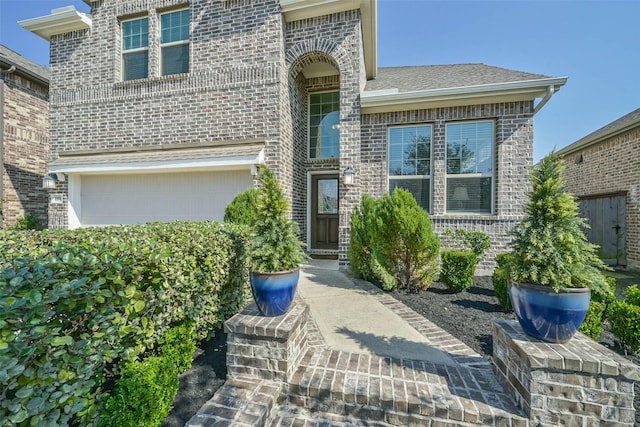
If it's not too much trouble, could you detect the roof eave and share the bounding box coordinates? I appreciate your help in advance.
[281,0,377,79]
[19,6,92,41]
[361,77,567,113]
[557,117,640,156]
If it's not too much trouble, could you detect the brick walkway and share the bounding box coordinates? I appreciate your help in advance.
[187,286,528,426]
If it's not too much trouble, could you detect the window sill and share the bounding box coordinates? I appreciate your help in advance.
[116,72,189,87]
[307,158,340,165]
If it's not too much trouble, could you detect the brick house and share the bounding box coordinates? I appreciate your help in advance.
[21,0,566,267]
[0,45,50,229]
[557,108,640,271]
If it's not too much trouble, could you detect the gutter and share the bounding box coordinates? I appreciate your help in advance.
[362,77,568,108]
[533,85,555,115]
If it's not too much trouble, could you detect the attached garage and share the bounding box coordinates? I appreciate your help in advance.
[48,141,263,228]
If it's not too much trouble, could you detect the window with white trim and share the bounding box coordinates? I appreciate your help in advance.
[388,125,432,212]
[309,91,340,159]
[160,9,190,76]
[122,17,149,81]
[446,121,494,214]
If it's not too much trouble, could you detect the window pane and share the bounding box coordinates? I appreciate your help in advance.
[446,121,493,174]
[388,125,431,176]
[123,51,148,80]
[162,44,189,76]
[161,10,190,43]
[317,179,338,214]
[390,178,430,212]
[446,177,492,213]
[309,92,340,159]
[123,18,148,50]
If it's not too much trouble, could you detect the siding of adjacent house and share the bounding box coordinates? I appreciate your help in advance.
[1,65,49,228]
[561,123,640,270]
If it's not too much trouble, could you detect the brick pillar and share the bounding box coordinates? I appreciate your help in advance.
[492,319,638,426]
[225,297,311,382]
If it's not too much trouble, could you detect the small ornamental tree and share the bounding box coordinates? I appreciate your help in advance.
[348,194,379,281]
[247,166,306,273]
[370,188,440,291]
[507,151,608,294]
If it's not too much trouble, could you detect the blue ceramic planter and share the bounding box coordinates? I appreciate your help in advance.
[249,268,300,317]
[508,282,591,343]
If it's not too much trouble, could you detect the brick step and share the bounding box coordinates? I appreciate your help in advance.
[282,347,528,426]
[186,377,281,426]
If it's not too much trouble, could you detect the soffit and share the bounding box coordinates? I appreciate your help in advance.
[19,6,91,41]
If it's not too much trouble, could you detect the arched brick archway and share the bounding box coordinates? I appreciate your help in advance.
[286,39,353,79]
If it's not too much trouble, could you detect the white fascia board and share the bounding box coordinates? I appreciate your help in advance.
[50,154,262,175]
[19,6,91,41]
[361,77,568,111]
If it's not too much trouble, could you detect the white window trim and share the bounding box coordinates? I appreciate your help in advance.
[387,123,433,213]
[121,16,149,81]
[444,119,495,215]
[159,8,190,76]
[307,90,340,161]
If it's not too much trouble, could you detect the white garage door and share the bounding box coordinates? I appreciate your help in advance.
[80,170,253,226]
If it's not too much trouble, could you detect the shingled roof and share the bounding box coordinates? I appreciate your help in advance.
[558,107,640,155]
[365,63,551,93]
[0,44,50,86]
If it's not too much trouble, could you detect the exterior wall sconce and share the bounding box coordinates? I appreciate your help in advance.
[343,166,354,185]
[42,173,65,189]
[250,164,259,176]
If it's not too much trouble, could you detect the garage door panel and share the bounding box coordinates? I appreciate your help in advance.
[81,170,252,226]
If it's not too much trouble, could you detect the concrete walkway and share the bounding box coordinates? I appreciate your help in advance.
[298,260,456,365]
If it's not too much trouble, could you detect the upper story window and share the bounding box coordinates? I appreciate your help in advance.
[446,120,494,214]
[160,9,190,76]
[122,17,149,81]
[309,91,340,159]
[388,125,432,212]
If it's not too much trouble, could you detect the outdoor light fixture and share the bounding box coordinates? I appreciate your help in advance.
[343,166,354,185]
[42,173,65,189]
[250,164,259,176]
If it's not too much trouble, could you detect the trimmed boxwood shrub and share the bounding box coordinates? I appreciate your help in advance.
[579,300,606,340]
[440,250,477,292]
[154,322,196,373]
[443,229,490,263]
[492,253,513,310]
[370,189,440,292]
[99,356,179,427]
[608,285,640,353]
[224,188,260,226]
[0,221,248,427]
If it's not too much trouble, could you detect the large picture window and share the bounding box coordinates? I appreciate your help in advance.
[161,9,190,76]
[122,17,149,81]
[388,125,432,212]
[309,92,340,159]
[446,121,494,214]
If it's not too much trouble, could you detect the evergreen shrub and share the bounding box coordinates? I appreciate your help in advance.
[492,253,513,310]
[440,250,477,292]
[99,356,179,427]
[348,194,379,281]
[370,189,440,292]
[579,300,606,340]
[224,188,260,227]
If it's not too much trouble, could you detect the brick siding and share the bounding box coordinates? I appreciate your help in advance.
[562,127,640,270]
[1,73,49,228]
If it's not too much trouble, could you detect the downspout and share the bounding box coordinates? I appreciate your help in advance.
[534,85,555,115]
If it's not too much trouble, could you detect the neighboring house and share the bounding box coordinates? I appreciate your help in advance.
[557,108,640,271]
[21,1,566,267]
[0,45,50,229]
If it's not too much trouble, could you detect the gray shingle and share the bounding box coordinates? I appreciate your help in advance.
[0,44,50,83]
[365,63,551,93]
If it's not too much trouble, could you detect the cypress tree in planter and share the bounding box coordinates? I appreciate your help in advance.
[247,166,307,316]
[507,151,609,343]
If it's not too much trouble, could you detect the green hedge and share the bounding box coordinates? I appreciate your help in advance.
[440,250,477,292]
[608,285,640,353]
[0,221,249,427]
[579,300,606,340]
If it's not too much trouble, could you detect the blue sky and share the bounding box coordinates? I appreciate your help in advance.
[1,0,638,162]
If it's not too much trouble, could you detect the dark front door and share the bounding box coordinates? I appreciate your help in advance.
[578,194,627,266]
[311,174,339,250]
